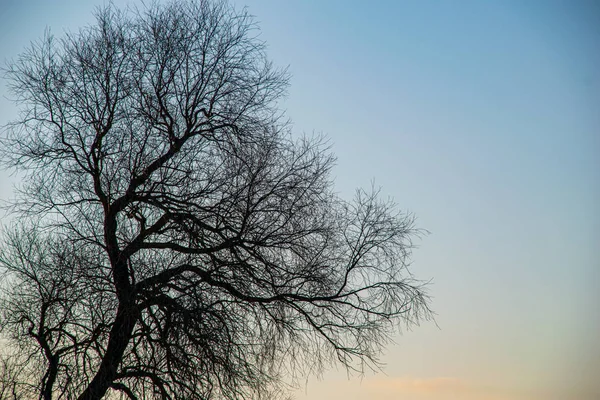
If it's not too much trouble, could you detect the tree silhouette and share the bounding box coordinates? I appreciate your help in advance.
[0,1,431,399]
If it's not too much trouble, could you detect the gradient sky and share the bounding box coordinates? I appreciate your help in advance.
[1,1,599,399]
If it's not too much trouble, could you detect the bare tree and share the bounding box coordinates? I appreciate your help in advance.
[0,1,432,399]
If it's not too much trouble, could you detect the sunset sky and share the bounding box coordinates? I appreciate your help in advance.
[0,1,598,399]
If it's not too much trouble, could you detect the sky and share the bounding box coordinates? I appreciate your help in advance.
[0,1,599,399]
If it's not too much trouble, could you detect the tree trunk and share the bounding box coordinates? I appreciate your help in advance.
[77,302,138,400]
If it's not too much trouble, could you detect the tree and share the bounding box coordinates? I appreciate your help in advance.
[0,1,432,399]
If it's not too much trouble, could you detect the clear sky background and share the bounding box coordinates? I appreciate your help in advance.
[1,1,598,400]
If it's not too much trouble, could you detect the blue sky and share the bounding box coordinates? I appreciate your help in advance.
[1,1,598,399]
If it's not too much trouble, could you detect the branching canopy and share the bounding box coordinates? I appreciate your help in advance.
[0,1,432,399]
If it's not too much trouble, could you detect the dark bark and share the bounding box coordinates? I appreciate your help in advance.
[77,301,138,400]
